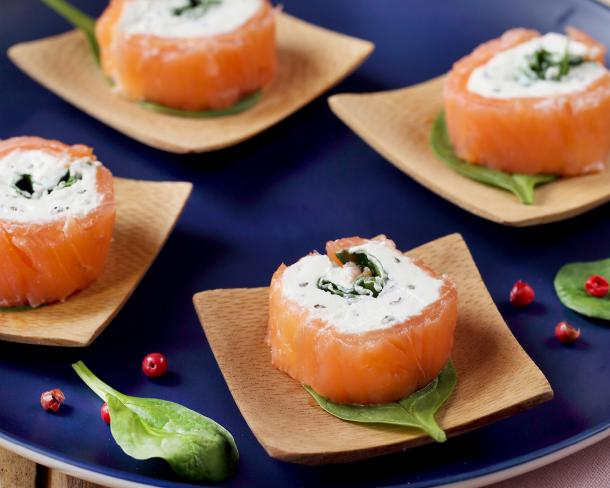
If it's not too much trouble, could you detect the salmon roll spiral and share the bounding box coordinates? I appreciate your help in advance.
[96,0,278,111]
[0,137,115,308]
[444,28,610,176]
[267,236,457,405]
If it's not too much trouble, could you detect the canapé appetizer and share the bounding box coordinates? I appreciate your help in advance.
[267,235,457,405]
[96,0,278,111]
[0,137,114,308]
[444,28,610,176]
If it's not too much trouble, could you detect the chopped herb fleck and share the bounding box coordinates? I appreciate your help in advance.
[299,282,309,288]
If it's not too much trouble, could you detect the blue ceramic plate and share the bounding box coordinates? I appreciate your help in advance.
[0,0,609,487]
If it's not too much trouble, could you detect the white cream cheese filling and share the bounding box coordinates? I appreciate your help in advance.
[0,149,102,223]
[468,33,607,99]
[281,241,443,334]
[119,0,262,38]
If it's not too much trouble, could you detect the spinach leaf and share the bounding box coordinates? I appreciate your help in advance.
[41,0,100,66]
[41,0,262,118]
[0,305,36,312]
[430,112,556,205]
[139,90,262,118]
[305,361,457,442]
[72,361,238,482]
[554,259,610,320]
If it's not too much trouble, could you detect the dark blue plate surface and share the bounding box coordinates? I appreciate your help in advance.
[1,1,609,486]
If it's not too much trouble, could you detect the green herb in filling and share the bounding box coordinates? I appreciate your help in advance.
[14,174,34,197]
[524,44,584,81]
[14,169,84,200]
[318,250,388,298]
[58,170,82,188]
[173,0,222,17]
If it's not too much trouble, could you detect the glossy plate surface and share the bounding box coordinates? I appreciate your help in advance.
[0,0,609,487]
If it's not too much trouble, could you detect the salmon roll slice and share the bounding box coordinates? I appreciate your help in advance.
[267,236,457,405]
[444,28,610,176]
[96,0,278,111]
[0,137,115,308]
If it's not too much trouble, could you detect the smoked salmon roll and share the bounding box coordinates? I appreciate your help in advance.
[444,28,610,175]
[267,236,457,405]
[96,0,278,111]
[0,137,115,308]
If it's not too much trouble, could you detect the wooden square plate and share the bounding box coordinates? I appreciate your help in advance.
[329,77,610,227]
[0,178,192,347]
[193,233,553,464]
[8,14,374,153]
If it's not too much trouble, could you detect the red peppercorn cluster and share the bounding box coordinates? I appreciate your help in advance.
[509,280,583,345]
[41,353,170,422]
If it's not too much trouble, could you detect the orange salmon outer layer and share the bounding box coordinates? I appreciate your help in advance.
[0,137,115,308]
[96,0,278,111]
[444,28,610,176]
[267,236,458,405]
